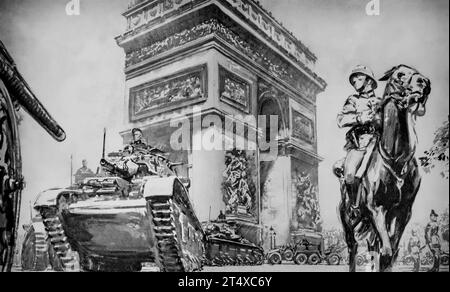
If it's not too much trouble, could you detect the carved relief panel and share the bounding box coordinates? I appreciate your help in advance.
[219,66,251,113]
[291,158,322,232]
[129,64,207,121]
[291,110,315,144]
[221,149,258,222]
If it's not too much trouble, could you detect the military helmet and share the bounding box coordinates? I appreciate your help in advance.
[132,128,143,135]
[349,65,378,89]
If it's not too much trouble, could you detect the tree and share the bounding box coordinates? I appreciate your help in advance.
[419,117,449,179]
[440,208,449,243]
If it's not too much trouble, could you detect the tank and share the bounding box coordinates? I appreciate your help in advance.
[202,221,264,266]
[0,40,66,272]
[23,149,205,272]
[23,145,265,271]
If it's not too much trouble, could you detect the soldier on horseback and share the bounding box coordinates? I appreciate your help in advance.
[336,64,432,272]
[335,65,383,218]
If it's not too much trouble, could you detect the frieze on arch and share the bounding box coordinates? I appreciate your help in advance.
[121,17,325,101]
[121,0,320,74]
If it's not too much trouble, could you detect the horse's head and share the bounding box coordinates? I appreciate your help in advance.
[380,65,431,116]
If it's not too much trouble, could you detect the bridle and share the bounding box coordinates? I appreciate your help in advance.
[382,72,427,115]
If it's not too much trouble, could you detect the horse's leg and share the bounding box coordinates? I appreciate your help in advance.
[339,201,358,272]
[388,208,412,266]
[370,207,392,255]
[367,234,381,272]
[387,169,421,270]
[344,224,358,272]
[384,199,415,270]
[366,185,393,272]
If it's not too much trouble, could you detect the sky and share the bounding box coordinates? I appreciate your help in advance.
[0,0,448,229]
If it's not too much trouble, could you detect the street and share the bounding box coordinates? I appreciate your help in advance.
[11,262,449,272]
[202,263,449,273]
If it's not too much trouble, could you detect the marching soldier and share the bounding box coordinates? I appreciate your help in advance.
[335,65,383,218]
[407,229,421,272]
[425,210,441,272]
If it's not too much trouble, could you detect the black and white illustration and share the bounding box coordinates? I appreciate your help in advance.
[0,0,448,274]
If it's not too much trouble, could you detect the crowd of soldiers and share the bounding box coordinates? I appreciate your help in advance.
[402,210,446,272]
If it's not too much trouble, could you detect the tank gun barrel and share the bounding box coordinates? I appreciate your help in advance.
[0,40,66,142]
[100,159,132,179]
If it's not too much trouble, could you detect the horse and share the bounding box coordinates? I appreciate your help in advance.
[336,65,431,272]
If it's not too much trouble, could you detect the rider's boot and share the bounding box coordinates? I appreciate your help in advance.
[346,182,361,219]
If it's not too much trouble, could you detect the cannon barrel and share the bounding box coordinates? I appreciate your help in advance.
[100,159,132,179]
[0,40,66,142]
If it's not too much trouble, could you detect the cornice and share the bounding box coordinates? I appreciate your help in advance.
[116,0,327,91]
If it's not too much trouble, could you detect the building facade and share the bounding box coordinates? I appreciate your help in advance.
[116,0,327,249]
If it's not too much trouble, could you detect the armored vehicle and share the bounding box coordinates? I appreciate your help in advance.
[22,148,205,272]
[202,221,264,266]
[22,146,265,271]
[0,40,66,272]
[266,230,345,266]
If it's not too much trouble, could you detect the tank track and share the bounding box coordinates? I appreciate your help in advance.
[33,231,48,270]
[21,222,49,271]
[146,197,204,272]
[40,208,79,272]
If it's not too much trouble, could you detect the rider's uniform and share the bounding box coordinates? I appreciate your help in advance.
[337,91,383,183]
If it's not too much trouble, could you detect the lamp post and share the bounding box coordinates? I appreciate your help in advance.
[269,226,276,250]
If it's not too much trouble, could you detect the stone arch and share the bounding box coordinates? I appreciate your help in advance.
[258,93,292,250]
[258,93,287,140]
[257,93,287,186]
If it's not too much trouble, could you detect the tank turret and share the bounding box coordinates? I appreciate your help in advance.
[99,158,134,180]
